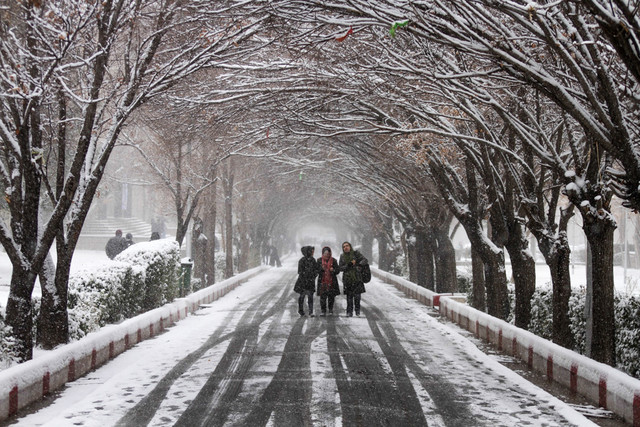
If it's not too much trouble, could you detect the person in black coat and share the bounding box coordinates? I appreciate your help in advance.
[294,246,319,316]
[105,230,126,259]
[316,246,341,316]
[338,241,368,317]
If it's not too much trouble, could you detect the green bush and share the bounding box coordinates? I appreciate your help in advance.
[615,295,640,378]
[115,240,180,311]
[526,287,640,379]
[68,240,180,338]
[0,314,20,369]
[528,288,554,340]
[68,263,145,338]
[215,252,227,282]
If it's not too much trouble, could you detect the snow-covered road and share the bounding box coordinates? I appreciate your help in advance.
[9,265,596,426]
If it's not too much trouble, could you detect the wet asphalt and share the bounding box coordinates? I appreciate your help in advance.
[12,268,595,426]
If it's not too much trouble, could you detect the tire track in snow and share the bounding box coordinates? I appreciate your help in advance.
[172,274,296,426]
[324,314,429,426]
[116,280,288,427]
[240,303,326,426]
[363,304,473,425]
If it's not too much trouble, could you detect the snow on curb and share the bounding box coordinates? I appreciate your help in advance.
[0,265,267,422]
[372,267,640,426]
[372,267,437,306]
[439,295,640,426]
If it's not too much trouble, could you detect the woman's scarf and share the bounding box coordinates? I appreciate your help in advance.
[321,256,333,284]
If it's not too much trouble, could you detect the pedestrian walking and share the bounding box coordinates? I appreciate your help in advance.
[338,241,368,317]
[317,246,340,316]
[269,245,282,267]
[294,246,319,317]
[261,242,270,265]
[105,229,127,259]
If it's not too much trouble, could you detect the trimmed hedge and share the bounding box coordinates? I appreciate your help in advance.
[68,239,180,339]
[526,287,640,379]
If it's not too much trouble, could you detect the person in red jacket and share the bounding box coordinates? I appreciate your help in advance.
[316,246,341,316]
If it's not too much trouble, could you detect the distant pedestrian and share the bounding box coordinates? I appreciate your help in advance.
[317,246,340,316]
[105,230,126,259]
[339,241,368,317]
[294,246,319,317]
[124,233,134,248]
[269,245,281,267]
[150,231,160,241]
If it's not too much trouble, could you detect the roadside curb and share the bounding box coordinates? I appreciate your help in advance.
[0,265,267,422]
[372,267,640,426]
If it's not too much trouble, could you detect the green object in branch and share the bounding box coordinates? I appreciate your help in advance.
[390,20,409,37]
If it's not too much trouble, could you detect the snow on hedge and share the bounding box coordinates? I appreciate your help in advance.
[68,239,180,339]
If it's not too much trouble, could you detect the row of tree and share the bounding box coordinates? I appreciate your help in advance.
[3,1,640,371]
[211,0,640,367]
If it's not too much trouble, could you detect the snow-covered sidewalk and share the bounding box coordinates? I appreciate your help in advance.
[7,264,596,426]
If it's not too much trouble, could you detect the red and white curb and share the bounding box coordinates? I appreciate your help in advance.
[372,267,640,427]
[0,265,267,422]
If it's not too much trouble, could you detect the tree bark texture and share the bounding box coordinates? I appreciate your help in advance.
[583,218,616,365]
[434,225,457,293]
[471,247,486,311]
[504,221,536,330]
[223,162,234,279]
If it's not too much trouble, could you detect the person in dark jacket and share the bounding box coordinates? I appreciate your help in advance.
[294,246,319,316]
[105,230,126,259]
[317,246,341,316]
[124,233,135,248]
[338,241,368,317]
[269,245,282,267]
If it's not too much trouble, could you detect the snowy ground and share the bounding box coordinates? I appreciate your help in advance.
[2,260,601,426]
[0,250,112,313]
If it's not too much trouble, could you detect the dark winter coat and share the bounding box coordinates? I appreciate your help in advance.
[294,246,319,293]
[316,256,341,297]
[339,249,368,295]
[105,236,126,260]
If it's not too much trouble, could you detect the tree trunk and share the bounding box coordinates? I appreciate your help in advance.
[504,221,536,329]
[549,247,574,348]
[414,228,433,289]
[223,161,234,279]
[461,219,509,319]
[203,188,217,286]
[525,205,575,349]
[423,231,436,291]
[434,225,457,293]
[377,234,391,270]
[484,250,510,320]
[583,217,616,365]
[405,227,418,283]
[238,210,249,273]
[5,266,37,361]
[471,247,486,311]
[192,217,208,281]
[37,251,69,349]
[361,232,374,261]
